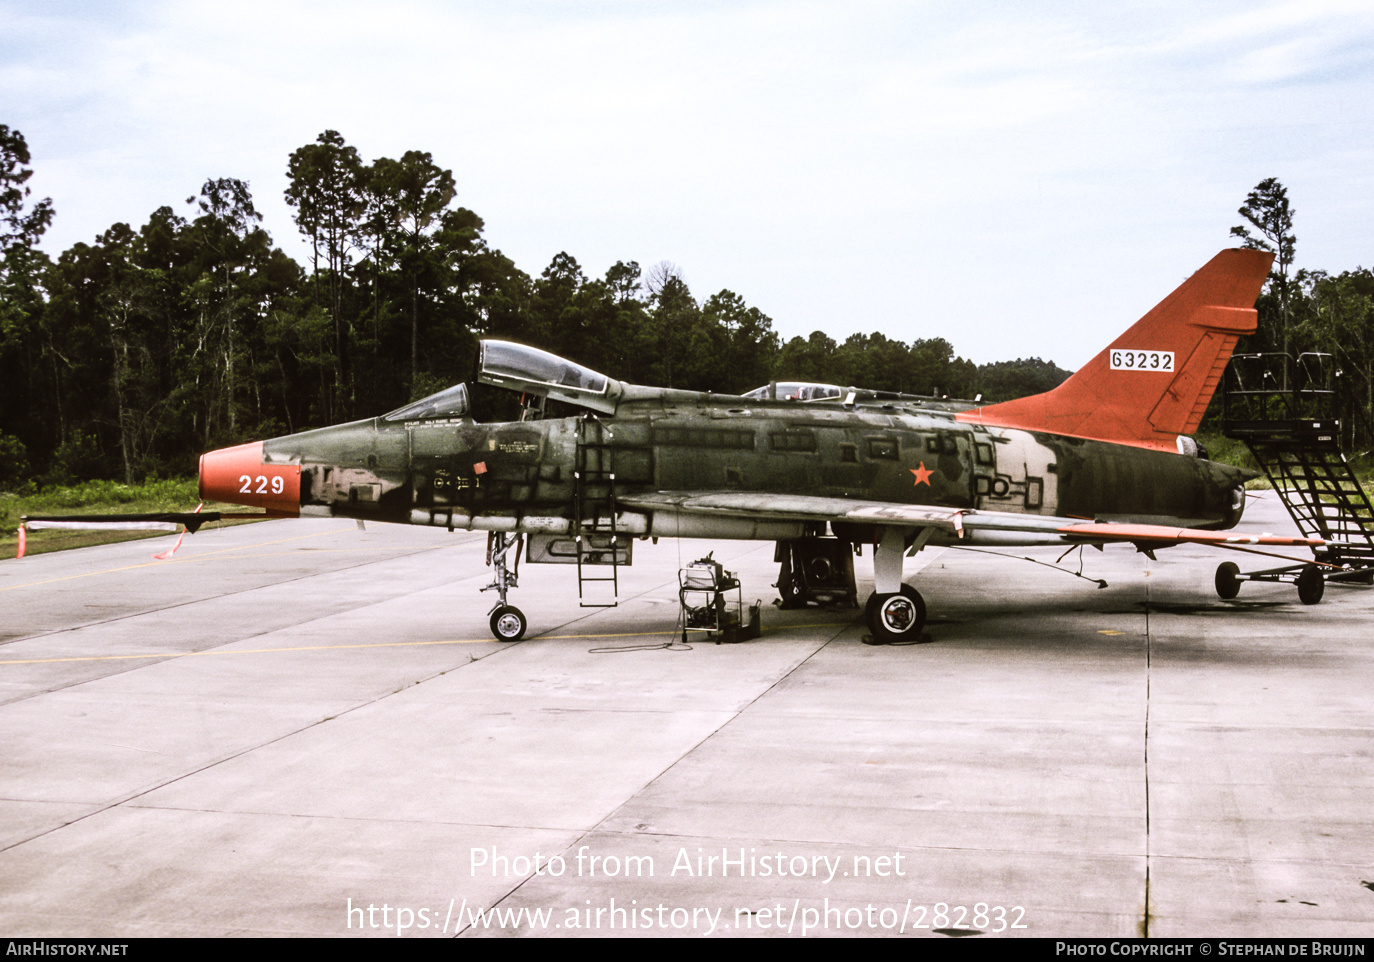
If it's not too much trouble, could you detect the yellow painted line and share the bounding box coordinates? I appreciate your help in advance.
[0,526,374,594]
[1,637,496,665]
[287,547,464,553]
[1098,630,1126,636]
[0,622,854,666]
[1,559,186,594]
[542,621,848,641]
[143,547,449,564]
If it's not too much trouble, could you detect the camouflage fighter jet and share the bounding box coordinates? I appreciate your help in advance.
[180,249,1318,641]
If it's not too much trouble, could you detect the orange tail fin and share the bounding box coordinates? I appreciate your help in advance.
[956,248,1273,450]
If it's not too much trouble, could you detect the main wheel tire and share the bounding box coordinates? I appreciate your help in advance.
[1215,562,1241,600]
[865,585,927,643]
[490,605,527,641]
[1297,565,1325,606]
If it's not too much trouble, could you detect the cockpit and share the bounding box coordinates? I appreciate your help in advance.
[742,381,846,402]
[381,341,624,423]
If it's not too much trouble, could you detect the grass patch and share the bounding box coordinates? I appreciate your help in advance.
[1348,451,1374,493]
[0,478,262,558]
[1197,432,1374,495]
[1195,432,1271,488]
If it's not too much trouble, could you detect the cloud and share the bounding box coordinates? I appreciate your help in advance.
[3,0,1372,366]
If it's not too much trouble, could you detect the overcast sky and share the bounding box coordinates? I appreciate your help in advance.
[3,0,1372,369]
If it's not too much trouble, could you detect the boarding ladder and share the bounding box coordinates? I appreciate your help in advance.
[1222,352,1374,582]
[573,415,623,606]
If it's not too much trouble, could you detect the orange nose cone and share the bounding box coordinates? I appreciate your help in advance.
[199,441,301,514]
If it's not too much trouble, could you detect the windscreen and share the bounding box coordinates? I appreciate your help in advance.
[383,383,471,421]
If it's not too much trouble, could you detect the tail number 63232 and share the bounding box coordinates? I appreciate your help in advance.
[1110,350,1174,371]
[239,475,286,495]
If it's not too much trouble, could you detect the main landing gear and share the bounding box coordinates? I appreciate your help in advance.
[483,532,527,641]
[865,585,927,643]
[864,525,929,643]
[774,538,859,609]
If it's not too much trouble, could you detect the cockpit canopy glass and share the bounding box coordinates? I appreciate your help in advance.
[480,341,609,394]
[383,382,471,421]
[743,382,846,401]
[477,340,620,414]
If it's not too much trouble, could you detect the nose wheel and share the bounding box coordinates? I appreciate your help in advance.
[489,605,527,642]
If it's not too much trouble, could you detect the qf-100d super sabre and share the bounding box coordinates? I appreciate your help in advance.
[25,248,1324,642]
[178,247,1324,642]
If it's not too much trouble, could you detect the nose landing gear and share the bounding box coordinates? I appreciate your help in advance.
[483,532,526,641]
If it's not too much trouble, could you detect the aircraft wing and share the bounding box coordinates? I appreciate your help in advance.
[616,492,966,533]
[616,492,1324,549]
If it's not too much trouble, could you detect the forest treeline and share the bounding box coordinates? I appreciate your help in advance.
[2,128,1363,489]
[0,127,1067,487]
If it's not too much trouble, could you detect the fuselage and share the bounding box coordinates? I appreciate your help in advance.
[203,390,1250,548]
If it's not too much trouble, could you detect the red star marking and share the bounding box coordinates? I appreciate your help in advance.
[911,462,933,486]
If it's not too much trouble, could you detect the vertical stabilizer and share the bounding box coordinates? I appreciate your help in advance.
[956,248,1274,450]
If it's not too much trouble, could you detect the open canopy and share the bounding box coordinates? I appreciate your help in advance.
[477,340,621,414]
